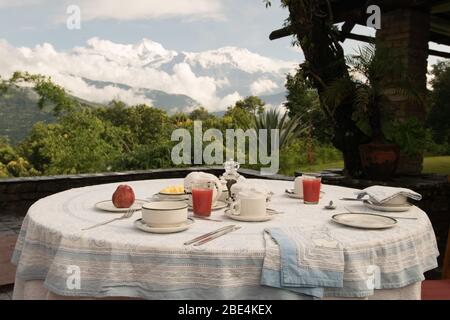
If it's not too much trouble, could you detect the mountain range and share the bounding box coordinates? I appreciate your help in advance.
[0,38,294,143]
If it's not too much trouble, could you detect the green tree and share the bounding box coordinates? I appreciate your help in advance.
[428,61,450,145]
[285,70,330,143]
[19,110,126,175]
[189,107,211,121]
[234,96,265,116]
[9,71,83,115]
[224,96,265,129]
[0,136,39,177]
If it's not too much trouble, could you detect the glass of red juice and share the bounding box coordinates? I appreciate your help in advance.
[302,174,322,204]
[191,181,214,217]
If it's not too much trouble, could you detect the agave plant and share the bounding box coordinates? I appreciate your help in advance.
[251,108,305,154]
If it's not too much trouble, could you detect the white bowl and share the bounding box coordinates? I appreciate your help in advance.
[371,195,408,206]
[142,201,188,227]
[157,192,188,201]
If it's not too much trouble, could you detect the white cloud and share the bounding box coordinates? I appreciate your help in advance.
[0,38,228,110]
[77,0,225,22]
[185,47,296,74]
[0,0,40,8]
[0,37,292,112]
[250,79,278,96]
[0,0,225,21]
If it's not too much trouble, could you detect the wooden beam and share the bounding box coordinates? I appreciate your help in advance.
[269,27,293,41]
[344,32,375,43]
[340,21,357,41]
[343,32,450,59]
[429,48,450,59]
[431,15,450,36]
[432,0,450,14]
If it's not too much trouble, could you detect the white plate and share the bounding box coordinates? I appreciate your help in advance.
[332,213,397,229]
[95,199,147,213]
[285,189,325,200]
[134,218,194,234]
[189,200,228,211]
[363,200,412,212]
[224,209,273,222]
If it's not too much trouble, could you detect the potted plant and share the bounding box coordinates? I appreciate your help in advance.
[324,45,423,179]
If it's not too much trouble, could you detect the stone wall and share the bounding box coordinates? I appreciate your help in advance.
[0,168,226,217]
[0,167,285,217]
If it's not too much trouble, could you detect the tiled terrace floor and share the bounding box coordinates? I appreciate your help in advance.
[0,214,23,300]
[0,284,13,300]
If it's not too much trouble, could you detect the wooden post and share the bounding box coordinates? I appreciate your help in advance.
[376,7,431,175]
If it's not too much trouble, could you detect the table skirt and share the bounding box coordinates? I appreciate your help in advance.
[13,277,422,300]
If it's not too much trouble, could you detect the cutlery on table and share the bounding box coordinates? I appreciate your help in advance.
[193,226,241,246]
[191,215,223,222]
[380,216,418,220]
[340,198,365,201]
[324,201,337,210]
[184,225,236,246]
[267,208,284,215]
[344,206,417,220]
[82,208,138,231]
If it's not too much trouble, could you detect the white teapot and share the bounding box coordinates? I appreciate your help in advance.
[184,172,223,205]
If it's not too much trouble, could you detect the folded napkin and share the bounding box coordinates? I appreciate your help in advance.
[261,226,344,299]
[356,185,422,204]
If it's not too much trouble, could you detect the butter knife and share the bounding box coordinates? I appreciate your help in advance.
[184,225,235,246]
[193,226,241,246]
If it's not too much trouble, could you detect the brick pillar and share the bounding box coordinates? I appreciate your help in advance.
[376,7,430,175]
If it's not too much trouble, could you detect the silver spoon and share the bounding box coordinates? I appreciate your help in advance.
[191,215,223,222]
[324,201,337,210]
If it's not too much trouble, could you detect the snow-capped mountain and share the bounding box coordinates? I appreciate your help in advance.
[0,37,296,112]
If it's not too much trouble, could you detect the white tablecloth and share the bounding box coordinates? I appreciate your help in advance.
[12,179,439,300]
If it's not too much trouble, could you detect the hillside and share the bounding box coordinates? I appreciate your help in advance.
[0,87,55,145]
[0,82,287,145]
[83,78,201,112]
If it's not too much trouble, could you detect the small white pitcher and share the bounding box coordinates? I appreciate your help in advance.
[231,191,267,218]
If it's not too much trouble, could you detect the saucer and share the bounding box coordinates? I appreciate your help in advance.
[134,218,194,234]
[95,199,147,213]
[224,209,273,222]
[363,200,412,212]
[188,200,228,211]
[285,189,325,200]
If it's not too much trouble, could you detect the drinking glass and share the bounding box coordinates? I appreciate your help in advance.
[191,180,214,217]
[302,174,322,204]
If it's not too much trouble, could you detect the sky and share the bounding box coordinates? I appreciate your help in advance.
[0,0,448,110]
[0,0,301,61]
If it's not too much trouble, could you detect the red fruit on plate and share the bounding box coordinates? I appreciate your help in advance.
[112,185,135,208]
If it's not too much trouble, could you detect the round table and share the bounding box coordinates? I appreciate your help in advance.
[11,179,439,300]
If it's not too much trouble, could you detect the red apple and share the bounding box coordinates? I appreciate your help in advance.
[112,185,135,208]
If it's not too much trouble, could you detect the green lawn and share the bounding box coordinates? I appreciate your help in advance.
[297,156,450,175]
[422,156,450,175]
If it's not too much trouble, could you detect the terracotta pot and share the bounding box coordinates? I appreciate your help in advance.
[359,142,399,179]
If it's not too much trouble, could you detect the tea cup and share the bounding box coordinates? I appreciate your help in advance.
[231,191,267,217]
